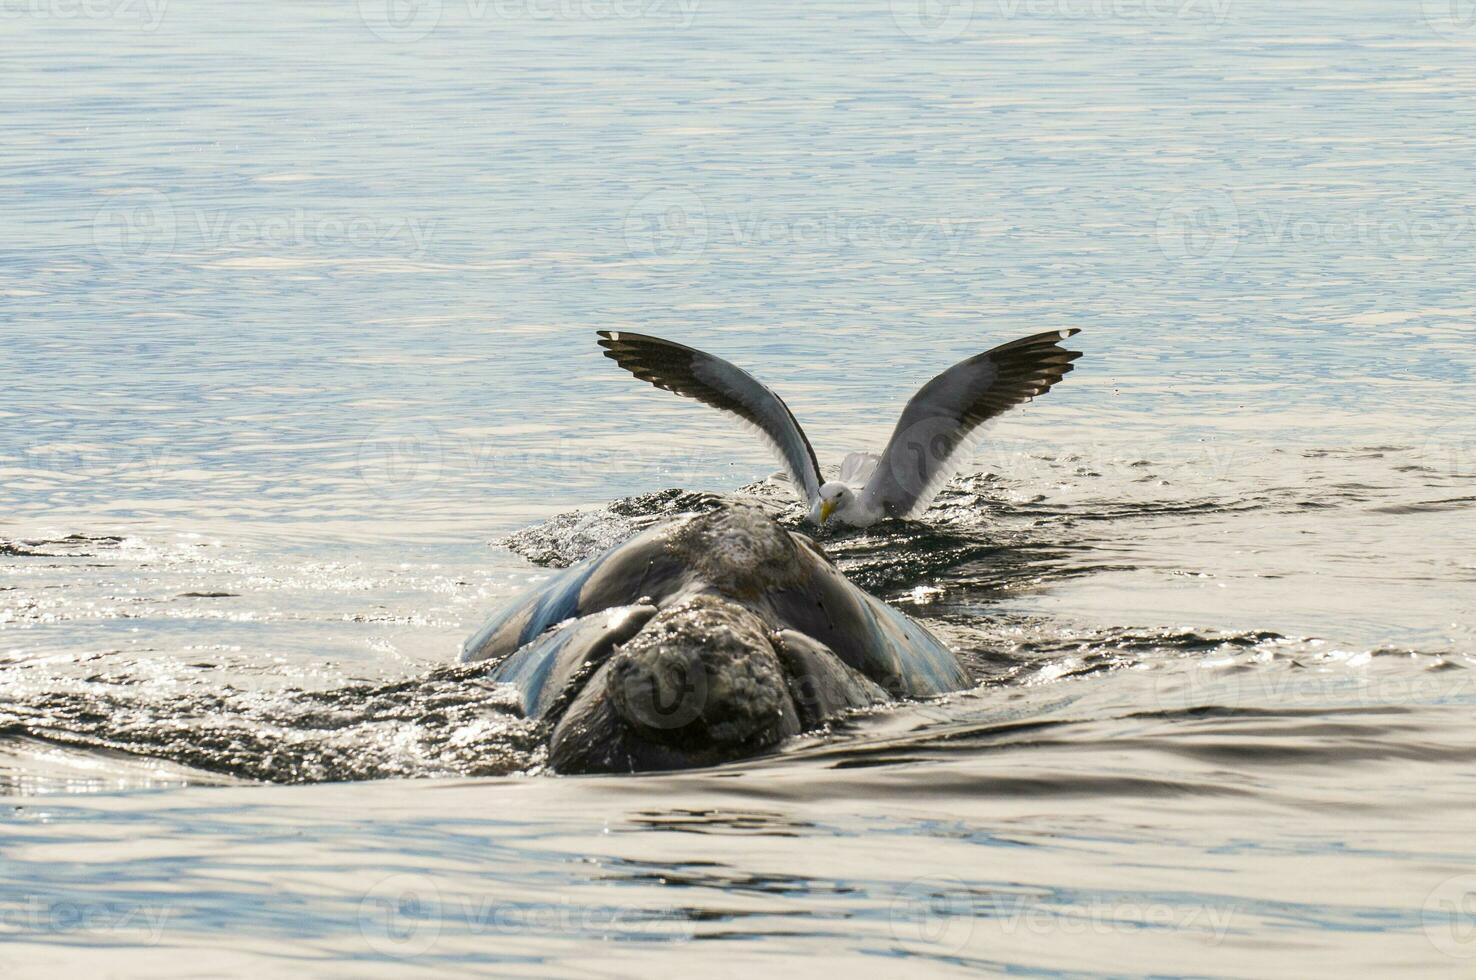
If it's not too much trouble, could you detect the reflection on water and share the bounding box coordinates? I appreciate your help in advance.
[3,0,1476,973]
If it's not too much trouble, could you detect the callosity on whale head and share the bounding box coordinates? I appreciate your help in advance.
[461,501,971,773]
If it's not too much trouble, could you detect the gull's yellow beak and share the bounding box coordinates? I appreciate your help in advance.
[819,500,836,523]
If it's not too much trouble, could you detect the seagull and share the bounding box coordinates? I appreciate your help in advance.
[596,328,1082,527]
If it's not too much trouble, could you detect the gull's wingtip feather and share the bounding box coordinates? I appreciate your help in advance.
[590,328,824,504]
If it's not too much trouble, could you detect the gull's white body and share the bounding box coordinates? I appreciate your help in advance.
[807,453,882,526]
[597,329,1083,527]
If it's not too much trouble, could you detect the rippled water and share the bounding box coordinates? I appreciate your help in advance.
[3,0,1475,974]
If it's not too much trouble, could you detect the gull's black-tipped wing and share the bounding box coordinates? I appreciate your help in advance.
[596,331,824,506]
[861,329,1083,520]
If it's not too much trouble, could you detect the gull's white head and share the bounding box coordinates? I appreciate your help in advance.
[814,481,855,525]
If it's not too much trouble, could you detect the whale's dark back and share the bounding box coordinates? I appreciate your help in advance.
[463,503,968,702]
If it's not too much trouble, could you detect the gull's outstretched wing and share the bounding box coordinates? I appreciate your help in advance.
[596,331,823,506]
[861,329,1082,520]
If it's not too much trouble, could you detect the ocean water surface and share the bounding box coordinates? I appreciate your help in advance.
[2,0,1475,974]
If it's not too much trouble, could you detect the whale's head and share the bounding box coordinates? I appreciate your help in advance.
[547,594,801,773]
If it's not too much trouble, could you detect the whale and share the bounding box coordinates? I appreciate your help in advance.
[462,500,971,773]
